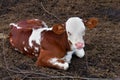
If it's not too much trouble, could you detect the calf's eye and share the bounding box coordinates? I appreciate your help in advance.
[68,32,72,36]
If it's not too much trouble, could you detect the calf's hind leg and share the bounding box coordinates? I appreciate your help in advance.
[36,49,69,70]
[36,56,69,70]
[48,57,69,70]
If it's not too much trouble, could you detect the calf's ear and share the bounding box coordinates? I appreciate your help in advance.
[52,24,65,35]
[84,17,98,29]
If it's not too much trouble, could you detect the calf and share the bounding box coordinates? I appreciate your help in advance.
[9,19,70,70]
[9,17,98,70]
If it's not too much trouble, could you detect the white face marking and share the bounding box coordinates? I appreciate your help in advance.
[9,23,22,29]
[49,58,69,70]
[66,17,85,50]
[29,28,52,47]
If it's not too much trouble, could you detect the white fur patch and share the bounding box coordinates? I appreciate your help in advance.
[63,51,74,63]
[34,47,39,52]
[49,58,69,70]
[42,21,48,28]
[24,47,28,52]
[34,19,39,21]
[28,28,52,47]
[15,48,19,51]
[9,23,22,29]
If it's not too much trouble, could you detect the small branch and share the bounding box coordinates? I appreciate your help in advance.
[7,67,50,77]
[85,52,89,70]
[40,2,62,22]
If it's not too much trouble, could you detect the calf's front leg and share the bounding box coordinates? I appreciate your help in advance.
[49,57,69,70]
[36,56,69,70]
[63,51,74,63]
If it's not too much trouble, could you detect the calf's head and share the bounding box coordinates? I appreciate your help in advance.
[66,17,98,50]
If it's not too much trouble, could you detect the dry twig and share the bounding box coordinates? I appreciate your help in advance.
[40,2,62,23]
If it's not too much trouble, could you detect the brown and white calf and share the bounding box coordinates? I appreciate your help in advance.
[9,17,98,70]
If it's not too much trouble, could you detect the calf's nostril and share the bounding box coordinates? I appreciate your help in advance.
[75,42,84,49]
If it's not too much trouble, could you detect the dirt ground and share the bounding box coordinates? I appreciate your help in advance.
[0,0,120,80]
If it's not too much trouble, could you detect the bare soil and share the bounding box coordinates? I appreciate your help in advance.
[0,0,120,80]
